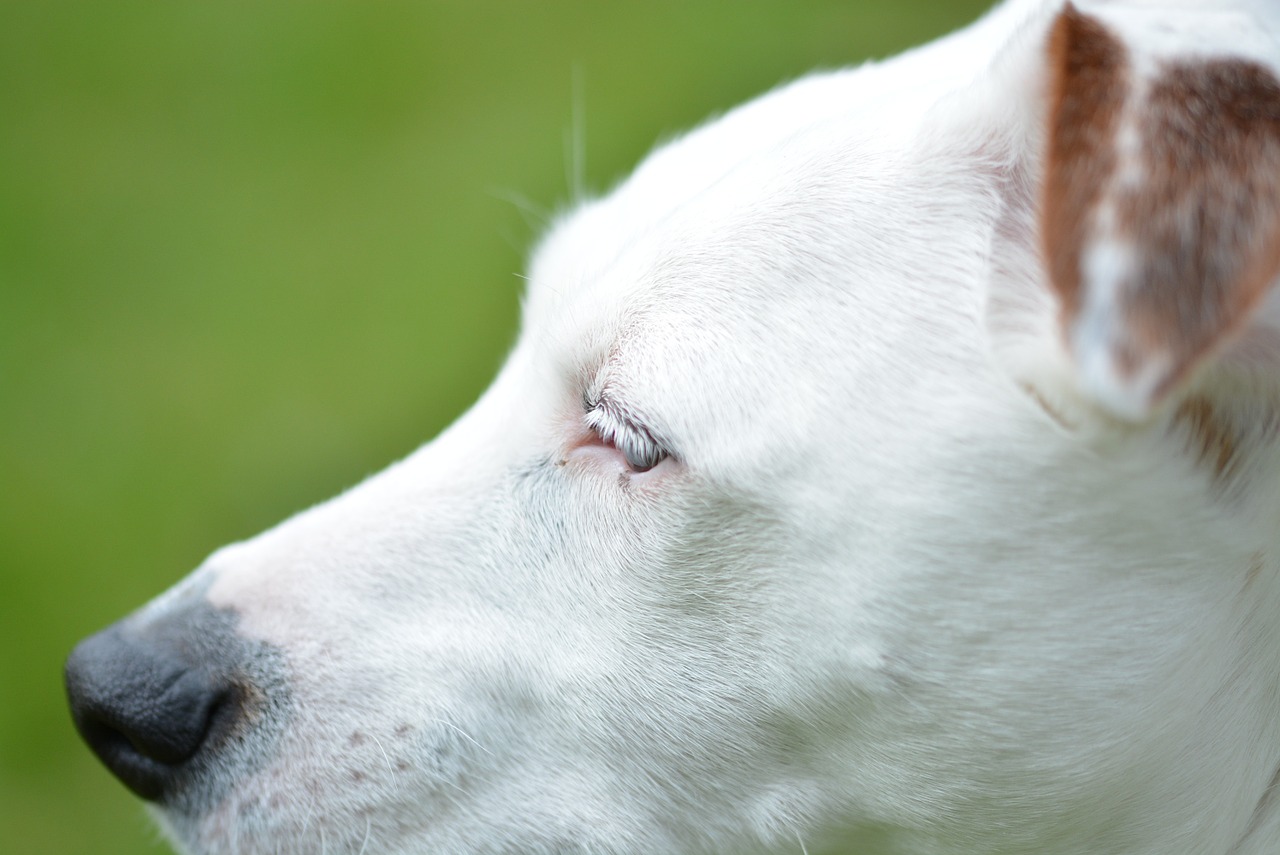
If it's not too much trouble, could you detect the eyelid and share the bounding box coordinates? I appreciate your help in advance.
[583,398,670,472]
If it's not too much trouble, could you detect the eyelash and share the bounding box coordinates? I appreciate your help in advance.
[583,399,669,473]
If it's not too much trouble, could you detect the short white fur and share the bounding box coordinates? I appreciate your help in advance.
[130,2,1280,853]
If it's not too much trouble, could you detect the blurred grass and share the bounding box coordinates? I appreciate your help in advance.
[0,1,989,852]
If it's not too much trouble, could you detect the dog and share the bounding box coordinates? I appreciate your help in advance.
[65,1,1280,852]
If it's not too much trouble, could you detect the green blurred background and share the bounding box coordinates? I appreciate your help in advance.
[0,2,988,852]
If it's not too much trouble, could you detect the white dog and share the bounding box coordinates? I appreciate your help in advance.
[65,0,1280,852]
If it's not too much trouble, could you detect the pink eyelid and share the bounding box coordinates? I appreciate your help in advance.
[562,414,675,476]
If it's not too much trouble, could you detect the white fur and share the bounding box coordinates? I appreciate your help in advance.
[137,1,1280,853]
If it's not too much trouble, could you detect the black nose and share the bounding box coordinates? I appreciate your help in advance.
[65,625,231,801]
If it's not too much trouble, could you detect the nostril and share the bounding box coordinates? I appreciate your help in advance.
[65,628,233,801]
[75,670,226,763]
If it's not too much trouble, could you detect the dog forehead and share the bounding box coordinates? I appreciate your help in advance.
[516,0,1093,369]
[519,59,998,377]
[520,140,895,426]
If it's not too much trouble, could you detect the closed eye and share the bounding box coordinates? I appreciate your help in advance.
[583,398,670,473]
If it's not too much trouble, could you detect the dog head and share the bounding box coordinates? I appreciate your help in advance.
[66,2,1280,853]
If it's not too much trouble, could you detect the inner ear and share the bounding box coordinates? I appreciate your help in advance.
[1041,4,1280,421]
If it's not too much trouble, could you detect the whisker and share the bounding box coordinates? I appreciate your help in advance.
[565,63,587,203]
[299,796,317,837]
[371,733,399,793]
[357,815,372,855]
[489,187,552,230]
[429,717,495,757]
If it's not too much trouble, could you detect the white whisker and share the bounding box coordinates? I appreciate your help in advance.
[357,815,372,855]
[371,733,399,793]
[566,63,587,203]
[429,717,495,757]
[300,796,317,837]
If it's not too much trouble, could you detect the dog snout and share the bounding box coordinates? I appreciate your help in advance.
[65,622,237,801]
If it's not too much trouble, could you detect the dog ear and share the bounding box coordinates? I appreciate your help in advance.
[1040,3,1280,421]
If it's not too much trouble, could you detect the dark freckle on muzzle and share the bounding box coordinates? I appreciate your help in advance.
[64,581,288,809]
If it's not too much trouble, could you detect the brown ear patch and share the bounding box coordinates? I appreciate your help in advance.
[1042,5,1280,418]
[1042,5,1128,323]
[1124,60,1280,395]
